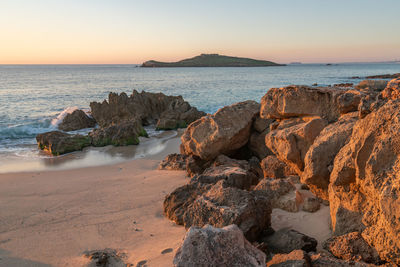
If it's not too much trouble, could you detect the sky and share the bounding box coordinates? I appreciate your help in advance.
[0,0,399,64]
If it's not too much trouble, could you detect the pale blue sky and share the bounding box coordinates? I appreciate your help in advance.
[1,0,399,63]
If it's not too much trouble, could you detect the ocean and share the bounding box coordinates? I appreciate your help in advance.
[1,63,399,172]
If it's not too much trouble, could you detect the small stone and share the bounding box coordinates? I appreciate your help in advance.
[161,248,173,254]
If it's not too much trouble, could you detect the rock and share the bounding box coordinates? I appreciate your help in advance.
[380,78,400,100]
[266,250,310,267]
[253,116,274,133]
[212,155,263,178]
[58,109,96,131]
[301,113,357,200]
[36,131,91,156]
[323,232,381,264]
[191,165,259,190]
[163,182,212,225]
[249,130,273,159]
[365,73,400,79]
[302,196,320,213]
[333,83,354,88]
[90,120,147,146]
[329,100,400,264]
[265,117,327,174]
[308,251,375,267]
[180,100,260,161]
[355,80,388,93]
[185,155,211,177]
[158,153,188,170]
[254,178,302,212]
[90,90,205,128]
[83,248,127,267]
[337,90,361,114]
[260,155,297,179]
[173,224,266,267]
[260,85,345,122]
[263,228,317,254]
[182,180,272,241]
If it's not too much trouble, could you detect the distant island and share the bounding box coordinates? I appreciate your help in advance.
[141,53,284,67]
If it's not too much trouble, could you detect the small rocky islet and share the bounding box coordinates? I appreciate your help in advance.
[37,76,400,266]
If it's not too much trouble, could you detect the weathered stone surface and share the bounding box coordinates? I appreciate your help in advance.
[36,131,91,156]
[83,248,127,267]
[163,182,212,225]
[337,90,361,114]
[58,109,96,131]
[323,232,381,264]
[173,224,266,267]
[185,154,211,178]
[90,90,205,128]
[249,130,273,159]
[265,117,327,174]
[261,155,297,179]
[253,116,274,133]
[380,78,400,101]
[180,100,260,161]
[266,250,309,267]
[90,120,147,146]
[301,112,357,200]
[254,178,302,212]
[302,196,320,213]
[191,165,259,190]
[263,228,317,254]
[183,180,271,241]
[260,85,345,122]
[158,153,188,170]
[329,100,400,264]
[213,155,263,179]
[355,80,388,93]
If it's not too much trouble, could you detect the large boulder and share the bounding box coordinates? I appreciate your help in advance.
[301,113,357,200]
[329,100,400,264]
[261,155,297,179]
[90,90,205,129]
[90,120,147,146]
[182,180,272,241]
[180,101,260,161]
[380,78,400,101]
[263,228,317,254]
[323,232,381,264]
[265,117,327,175]
[173,224,266,267]
[36,131,91,156]
[58,109,96,131]
[260,85,346,122]
[249,130,273,159]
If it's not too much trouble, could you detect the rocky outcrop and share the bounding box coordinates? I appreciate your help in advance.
[173,224,266,267]
[329,100,400,264]
[265,116,327,174]
[263,228,317,254]
[180,101,260,160]
[158,153,188,170]
[301,113,357,200]
[182,181,271,241]
[261,155,297,179]
[58,109,96,131]
[90,90,205,129]
[36,131,91,156]
[380,78,400,100]
[323,232,381,264]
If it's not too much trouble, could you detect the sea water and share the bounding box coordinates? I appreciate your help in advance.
[1,63,399,171]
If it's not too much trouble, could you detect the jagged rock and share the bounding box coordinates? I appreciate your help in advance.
[173,224,266,267]
[329,100,400,265]
[265,117,327,174]
[260,85,346,122]
[355,80,388,93]
[36,131,91,156]
[302,196,320,213]
[185,155,211,177]
[90,120,147,146]
[301,112,357,200]
[266,250,310,267]
[249,130,273,159]
[180,101,260,161]
[191,165,259,190]
[213,154,263,178]
[380,78,400,100]
[262,228,317,254]
[163,182,212,225]
[254,178,302,212]
[323,232,381,264]
[83,248,127,267]
[261,155,297,179]
[182,180,271,241]
[158,153,188,170]
[58,109,96,131]
[90,90,205,128]
[308,251,376,267]
[253,115,274,133]
[337,90,361,114]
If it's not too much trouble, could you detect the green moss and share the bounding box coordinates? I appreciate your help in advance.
[138,127,148,137]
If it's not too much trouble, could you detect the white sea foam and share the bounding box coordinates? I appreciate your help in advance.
[51,106,79,127]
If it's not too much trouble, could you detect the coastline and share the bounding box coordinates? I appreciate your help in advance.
[0,135,187,267]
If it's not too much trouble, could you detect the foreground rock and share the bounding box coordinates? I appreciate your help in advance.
[260,155,296,179]
[380,77,400,100]
[329,100,400,264]
[158,153,188,170]
[90,90,205,129]
[36,131,91,156]
[174,224,266,267]
[180,101,260,160]
[58,109,96,131]
[263,228,317,254]
[182,181,271,241]
[83,249,127,267]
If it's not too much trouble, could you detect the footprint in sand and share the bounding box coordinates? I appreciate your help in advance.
[136,260,147,267]
[161,248,173,254]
